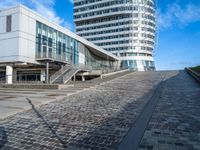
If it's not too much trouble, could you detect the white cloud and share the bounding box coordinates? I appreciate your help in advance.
[0,0,72,29]
[0,0,20,8]
[158,2,200,29]
[30,0,64,24]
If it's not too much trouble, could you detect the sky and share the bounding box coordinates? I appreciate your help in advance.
[0,0,200,70]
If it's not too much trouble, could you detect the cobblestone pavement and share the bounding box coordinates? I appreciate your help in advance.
[0,71,199,150]
[0,71,164,150]
[0,71,129,120]
[139,71,200,150]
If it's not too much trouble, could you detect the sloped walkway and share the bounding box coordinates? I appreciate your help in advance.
[138,71,200,150]
[0,71,199,150]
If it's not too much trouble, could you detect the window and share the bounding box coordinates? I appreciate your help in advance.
[6,15,12,32]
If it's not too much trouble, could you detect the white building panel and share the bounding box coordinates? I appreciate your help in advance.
[0,38,19,62]
[12,13,20,31]
[0,5,118,66]
[0,17,6,33]
[79,53,85,65]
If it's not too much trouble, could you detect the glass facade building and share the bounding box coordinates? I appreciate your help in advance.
[0,5,119,84]
[74,0,157,71]
[36,21,79,64]
[36,21,115,69]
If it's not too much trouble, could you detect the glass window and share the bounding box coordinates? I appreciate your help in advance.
[6,15,12,32]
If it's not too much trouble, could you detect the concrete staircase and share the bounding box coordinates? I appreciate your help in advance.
[63,68,80,84]
[53,69,72,84]
[52,68,80,84]
[50,65,70,84]
[50,65,91,84]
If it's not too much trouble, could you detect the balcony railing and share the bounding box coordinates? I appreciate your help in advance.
[36,51,69,63]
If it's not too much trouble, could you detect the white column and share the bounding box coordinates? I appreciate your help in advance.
[41,69,45,82]
[82,76,85,81]
[73,75,76,81]
[136,60,145,71]
[6,65,13,84]
[61,65,64,73]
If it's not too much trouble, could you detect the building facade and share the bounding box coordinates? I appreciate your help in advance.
[74,0,156,71]
[0,5,119,84]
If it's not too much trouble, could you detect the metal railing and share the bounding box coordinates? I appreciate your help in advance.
[63,68,80,84]
[49,65,70,83]
[50,64,93,84]
[71,64,93,72]
[36,52,69,62]
[0,65,132,85]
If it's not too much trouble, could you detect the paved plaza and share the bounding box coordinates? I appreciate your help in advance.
[138,71,200,150]
[0,72,129,120]
[0,87,78,119]
[0,71,200,150]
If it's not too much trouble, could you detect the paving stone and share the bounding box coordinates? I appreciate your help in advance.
[0,71,199,150]
[0,71,164,150]
[138,71,200,150]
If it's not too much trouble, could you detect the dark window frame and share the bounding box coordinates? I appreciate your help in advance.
[6,15,12,32]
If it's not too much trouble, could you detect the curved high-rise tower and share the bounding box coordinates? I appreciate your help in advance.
[74,0,156,71]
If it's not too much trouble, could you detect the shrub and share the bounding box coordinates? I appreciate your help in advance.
[191,66,200,73]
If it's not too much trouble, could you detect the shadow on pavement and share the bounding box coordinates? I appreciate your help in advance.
[26,98,67,148]
[0,126,7,149]
[61,71,174,149]
[63,70,200,149]
[10,70,197,150]
[25,71,172,149]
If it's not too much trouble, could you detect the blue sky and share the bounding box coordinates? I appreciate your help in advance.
[0,0,200,70]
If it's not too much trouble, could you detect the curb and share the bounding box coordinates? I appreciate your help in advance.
[185,68,200,83]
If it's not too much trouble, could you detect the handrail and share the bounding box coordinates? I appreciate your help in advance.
[70,64,92,71]
[36,52,68,62]
[63,68,80,84]
[50,65,70,83]
[50,64,92,84]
